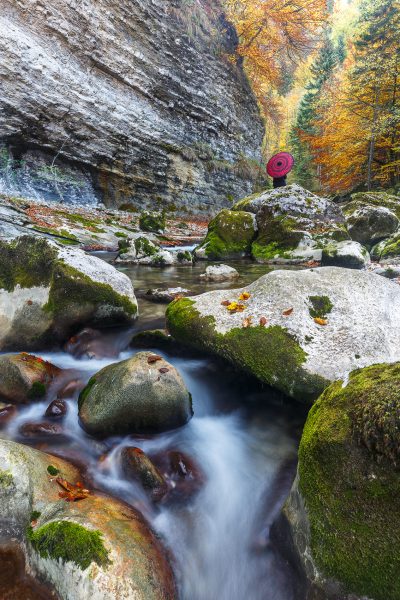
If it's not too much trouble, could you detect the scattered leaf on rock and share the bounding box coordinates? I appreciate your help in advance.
[259,317,268,327]
[238,292,251,301]
[159,367,169,374]
[242,316,253,328]
[282,308,294,316]
[221,300,230,307]
[147,354,162,364]
[227,302,246,314]
[314,317,328,326]
[56,477,90,502]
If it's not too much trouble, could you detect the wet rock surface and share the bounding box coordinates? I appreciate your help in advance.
[19,421,65,441]
[44,399,68,419]
[78,351,193,436]
[145,287,191,303]
[120,447,168,502]
[151,449,204,504]
[0,439,176,600]
[0,353,60,404]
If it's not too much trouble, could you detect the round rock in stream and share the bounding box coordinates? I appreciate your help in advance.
[121,446,168,502]
[78,351,193,436]
[0,353,61,404]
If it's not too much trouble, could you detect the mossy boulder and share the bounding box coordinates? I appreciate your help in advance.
[116,236,184,266]
[232,184,348,264]
[0,235,137,350]
[78,351,193,436]
[282,363,400,600]
[194,209,257,259]
[0,353,61,404]
[343,201,399,245]
[0,439,176,599]
[166,267,400,402]
[139,211,166,234]
[348,191,400,219]
[371,231,400,262]
[321,240,370,269]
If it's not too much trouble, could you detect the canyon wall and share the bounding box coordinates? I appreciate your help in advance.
[0,0,264,213]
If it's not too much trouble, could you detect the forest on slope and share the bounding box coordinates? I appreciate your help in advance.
[226,0,400,195]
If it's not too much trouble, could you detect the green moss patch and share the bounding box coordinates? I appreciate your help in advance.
[308,295,333,319]
[0,236,57,292]
[177,251,192,263]
[379,233,400,259]
[44,262,137,320]
[28,521,110,571]
[56,211,105,233]
[139,212,165,233]
[47,465,59,476]
[78,376,97,411]
[134,237,157,257]
[251,215,304,262]
[166,298,327,402]
[28,381,46,399]
[298,363,400,600]
[198,209,256,259]
[0,469,13,488]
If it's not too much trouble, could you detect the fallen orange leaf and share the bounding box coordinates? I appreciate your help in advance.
[239,292,251,301]
[259,316,268,327]
[227,302,238,312]
[314,317,328,326]
[56,477,90,502]
[242,316,253,328]
[221,300,230,307]
[282,308,294,316]
[147,354,162,364]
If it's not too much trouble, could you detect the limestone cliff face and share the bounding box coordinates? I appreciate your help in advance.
[0,0,264,213]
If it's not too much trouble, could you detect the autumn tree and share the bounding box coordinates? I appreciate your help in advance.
[304,0,400,192]
[224,0,328,151]
[289,32,341,187]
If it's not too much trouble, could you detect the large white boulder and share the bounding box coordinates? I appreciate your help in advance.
[166,267,400,402]
[0,235,137,350]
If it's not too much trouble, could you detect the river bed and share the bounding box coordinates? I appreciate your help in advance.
[1,260,308,600]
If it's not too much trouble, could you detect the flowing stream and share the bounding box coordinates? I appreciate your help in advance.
[1,260,307,600]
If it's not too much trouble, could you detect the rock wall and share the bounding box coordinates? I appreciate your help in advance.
[0,0,264,213]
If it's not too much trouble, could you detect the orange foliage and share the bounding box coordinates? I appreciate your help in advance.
[225,0,328,134]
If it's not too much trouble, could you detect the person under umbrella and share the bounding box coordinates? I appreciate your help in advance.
[266,152,294,188]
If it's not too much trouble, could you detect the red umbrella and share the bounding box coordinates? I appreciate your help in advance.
[266,152,294,178]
